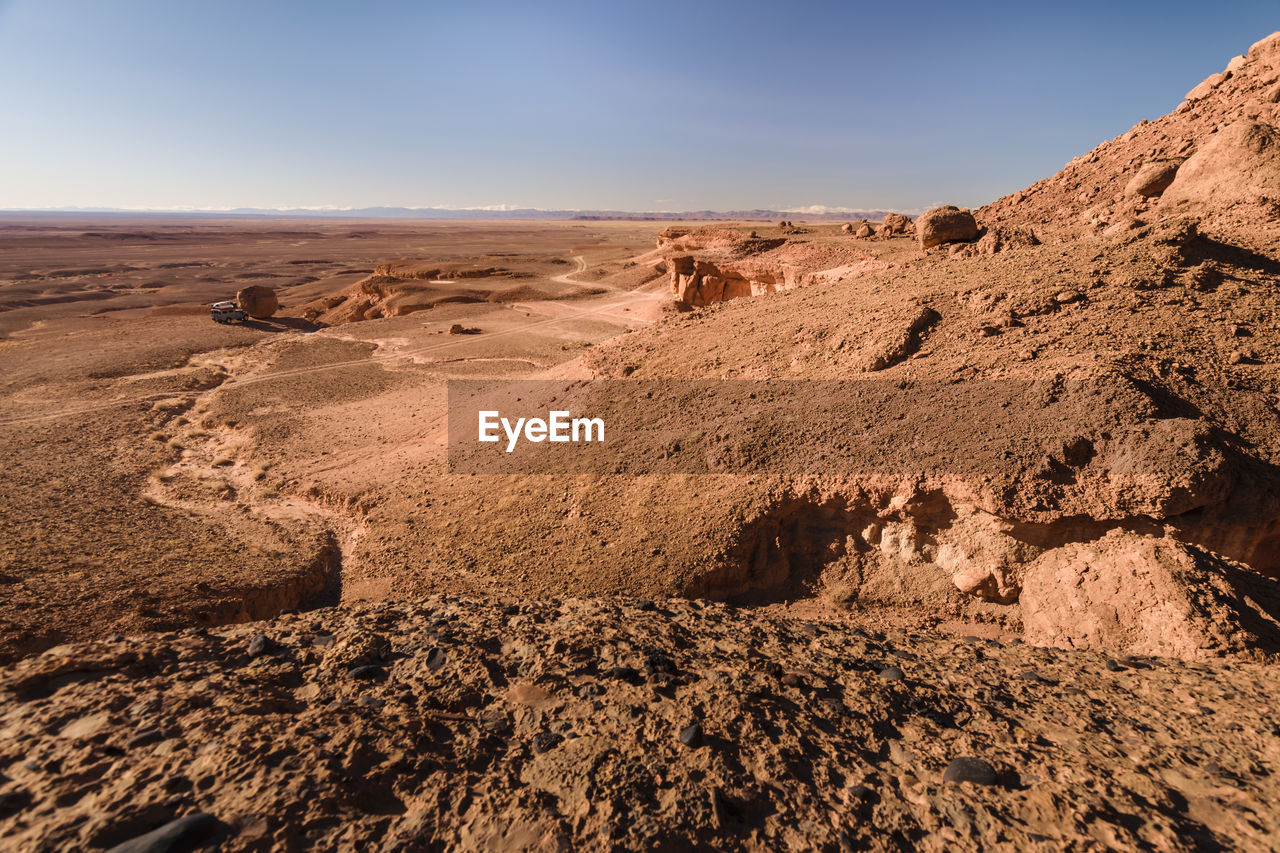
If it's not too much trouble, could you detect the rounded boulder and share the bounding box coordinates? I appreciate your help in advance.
[1125,160,1182,198]
[916,206,978,249]
[236,285,279,319]
[1161,120,1280,210]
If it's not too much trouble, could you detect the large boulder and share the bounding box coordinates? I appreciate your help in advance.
[855,222,874,238]
[1124,160,1182,198]
[1249,30,1280,59]
[881,213,912,235]
[1161,120,1280,210]
[236,285,279,319]
[1020,530,1280,660]
[1185,71,1229,101]
[915,206,978,249]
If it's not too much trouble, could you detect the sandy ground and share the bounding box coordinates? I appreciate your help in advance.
[0,219,668,660]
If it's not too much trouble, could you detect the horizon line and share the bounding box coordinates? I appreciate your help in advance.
[0,204,928,220]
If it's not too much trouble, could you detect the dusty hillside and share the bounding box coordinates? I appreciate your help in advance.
[982,31,1280,244]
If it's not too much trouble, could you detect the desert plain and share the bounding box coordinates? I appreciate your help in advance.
[4,31,1280,853]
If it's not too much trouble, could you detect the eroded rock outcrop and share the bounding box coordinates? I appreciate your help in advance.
[667,255,802,306]
[643,226,886,308]
[1021,530,1280,660]
[846,302,939,371]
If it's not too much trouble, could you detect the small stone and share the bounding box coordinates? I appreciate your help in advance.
[678,723,703,747]
[425,649,447,671]
[126,728,164,750]
[104,813,219,853]
[942,757,999,786]
[348,665,387,682]
[576,682,605,699]
[246,634,273,659]
[608,666,641,683]
[636,599,656,612]
[60,712,110,740]
[533,732,564,753]
[478,708,511,735]
[1228,350,1244,365]
[878,666,904,682]
[781,673,802,687]
[887,739,914,765]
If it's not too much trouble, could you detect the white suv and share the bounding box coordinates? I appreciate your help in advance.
[210,300,249,324]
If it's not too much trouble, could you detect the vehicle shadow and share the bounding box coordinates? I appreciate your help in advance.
[241,316,323,333]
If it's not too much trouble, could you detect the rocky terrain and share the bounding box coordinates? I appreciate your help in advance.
[3,597,1279,852]
[3,30,1280,853]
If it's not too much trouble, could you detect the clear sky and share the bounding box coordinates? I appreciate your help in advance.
[1,0,1276,212]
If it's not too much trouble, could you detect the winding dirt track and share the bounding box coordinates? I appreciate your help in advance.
[551,251,589,284]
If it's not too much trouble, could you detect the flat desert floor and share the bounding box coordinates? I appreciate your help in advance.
[0,217,679,661]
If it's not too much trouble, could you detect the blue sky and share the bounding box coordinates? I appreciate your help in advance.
[0,0,1276,212]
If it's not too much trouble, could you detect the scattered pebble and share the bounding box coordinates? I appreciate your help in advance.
[246,634,273,659]
[125,728,164,750]
[942,757,999,786]
[347,665,387,682]
[879,666,905,682]
[103,813,219,853]
[533,732,564,753]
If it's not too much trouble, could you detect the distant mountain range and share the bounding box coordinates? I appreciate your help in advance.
[0,206,913,222]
